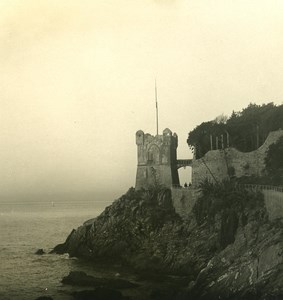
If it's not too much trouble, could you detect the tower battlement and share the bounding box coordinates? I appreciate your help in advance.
[135,128,179,189]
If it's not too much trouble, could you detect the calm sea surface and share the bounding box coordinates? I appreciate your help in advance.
[0,198,113,300]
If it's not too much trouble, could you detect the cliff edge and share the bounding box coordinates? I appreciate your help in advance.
[53,186,283,299]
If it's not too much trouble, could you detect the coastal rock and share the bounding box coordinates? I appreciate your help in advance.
[72,287,127,300]
[62,271,99,286]
[187,219,283,299]
[35,248,45,255]
[62,271,139,289]
[50,229,76,254]
[53,187,283,299]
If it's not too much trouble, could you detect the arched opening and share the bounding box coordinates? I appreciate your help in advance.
[178,166,192,187]
[147,144,160,164]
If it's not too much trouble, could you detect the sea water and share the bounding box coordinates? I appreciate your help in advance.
[0,198,113,300]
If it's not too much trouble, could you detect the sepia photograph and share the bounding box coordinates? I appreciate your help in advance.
[0,1,282,299]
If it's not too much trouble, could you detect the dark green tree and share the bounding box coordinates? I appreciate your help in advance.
[187,102,283,157]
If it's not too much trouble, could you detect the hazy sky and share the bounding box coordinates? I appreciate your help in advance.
[1,0,283,201]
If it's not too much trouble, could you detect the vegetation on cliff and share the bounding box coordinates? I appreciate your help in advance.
[187,102,283,158]
[193,179,265,249]
[265,135,283,185]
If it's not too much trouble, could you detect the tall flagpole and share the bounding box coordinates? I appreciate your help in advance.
[155,78,159,136]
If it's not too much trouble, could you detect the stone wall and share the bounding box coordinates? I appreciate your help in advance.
[263,189,283,221]
[173,129,283,221]
[192,129,283,187]
[172,186,283,221]
[191,150,228,186]
[171,188,200,219]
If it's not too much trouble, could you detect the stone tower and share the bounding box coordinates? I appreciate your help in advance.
[135,128,180,189]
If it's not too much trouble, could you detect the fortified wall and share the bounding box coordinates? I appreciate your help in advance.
[171,188,200,219]
[192,130,283,186]
[135,129,283,220]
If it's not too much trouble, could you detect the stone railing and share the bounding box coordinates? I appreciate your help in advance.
[176,159,193,169]
[171,184,193,189]
[238,184,283,220]
[239,184,283,193]
[172,183,283,193]
[171,183,283,220]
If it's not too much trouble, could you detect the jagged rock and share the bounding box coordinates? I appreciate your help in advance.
[187,218,283,300]
[62,271,139,289]
[50,229,76,254]
[149,287,180,300]
[62,271,99,286]
[35,249,45,255]
[72,287,127,300]
[53,187,283,299]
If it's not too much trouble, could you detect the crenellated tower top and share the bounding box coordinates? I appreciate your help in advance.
[135,128,179,189]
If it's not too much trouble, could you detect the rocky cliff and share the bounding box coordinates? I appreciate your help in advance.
[53,186,283,299]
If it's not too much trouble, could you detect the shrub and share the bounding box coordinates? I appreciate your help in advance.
[193,179,264,248]
[265,136,283,185]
